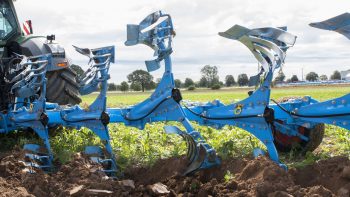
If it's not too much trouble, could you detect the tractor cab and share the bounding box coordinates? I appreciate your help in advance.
[0,0,20,45]
[0,0,21,59]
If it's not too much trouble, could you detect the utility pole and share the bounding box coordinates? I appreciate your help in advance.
[301,67,304,81]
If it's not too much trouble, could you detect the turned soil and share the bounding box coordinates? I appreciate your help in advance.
[0,149,349,197]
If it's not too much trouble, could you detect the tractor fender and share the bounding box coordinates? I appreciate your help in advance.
[19,37,70,72]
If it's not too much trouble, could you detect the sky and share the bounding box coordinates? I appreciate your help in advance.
[14,0,350,83]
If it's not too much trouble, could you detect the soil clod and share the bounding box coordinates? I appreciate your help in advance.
[0,150,349,196]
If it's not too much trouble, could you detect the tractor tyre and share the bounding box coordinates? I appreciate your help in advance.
[46,67,82,105]
[272,96,325,154]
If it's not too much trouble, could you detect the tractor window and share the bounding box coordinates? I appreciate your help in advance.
[0,1,17,40]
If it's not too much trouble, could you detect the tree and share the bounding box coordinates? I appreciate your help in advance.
[225,75,235,87]
[211,84,221,90]
[184,78,194,88]
[175,79,182,88]
[291,75,299,83]
[330,70,341,80]
[148,81,156,90]
[198,77,208,87]
[319,75,328,81]
[108,83,117,91]
[274,70,286,83]
[70,64,84,78]
[200,65,219,87]
[188,86,196,91]
[306,72,319,82]
[120,81,129,92]
[237,74,249,86]
[130,82,142,91]
[127,70,154,92]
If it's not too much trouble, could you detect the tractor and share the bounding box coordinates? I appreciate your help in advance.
[0,0,80,109]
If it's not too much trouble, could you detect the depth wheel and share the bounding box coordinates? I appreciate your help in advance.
[272,96,325,153]
[273,123,325,153]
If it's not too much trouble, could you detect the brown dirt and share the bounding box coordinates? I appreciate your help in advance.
[0,150,349,197]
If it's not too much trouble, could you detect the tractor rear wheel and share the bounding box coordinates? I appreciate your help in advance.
[46,67,82,105]
[272,96,325,153]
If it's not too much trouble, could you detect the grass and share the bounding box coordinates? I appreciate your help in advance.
[82,85,350,107]
[5,85,350,170]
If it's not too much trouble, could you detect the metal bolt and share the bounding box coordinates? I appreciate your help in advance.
[342,100,346,104]
[331,100,336,105]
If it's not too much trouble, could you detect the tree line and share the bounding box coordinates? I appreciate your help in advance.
[71,64,345,92]
[106,65,252,92]
[274,70,343,84]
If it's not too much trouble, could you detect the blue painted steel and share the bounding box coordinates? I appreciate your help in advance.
[183,25,297,168]
[309,12,350,39]
[6,54,53,171]
[58,45,117,176]
[121,11,220,174]
[183,14,350,169]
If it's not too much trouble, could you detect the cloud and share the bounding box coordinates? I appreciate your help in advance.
[13,0,350,83]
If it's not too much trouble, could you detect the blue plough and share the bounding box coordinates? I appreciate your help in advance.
[0,11,350,177]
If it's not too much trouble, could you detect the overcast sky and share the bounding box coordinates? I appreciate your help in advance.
[14,0,350,83]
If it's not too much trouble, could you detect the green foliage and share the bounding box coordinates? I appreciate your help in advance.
[225,75,235,87]
[274,69,286,83]
[130,82,142,91]
[211,84,221,90]
[184,78,195,88]
[127,69,154,92]
[108,123,187,168]
[174,79,182,88]
[319,75,328,81]
[120,81,129,92]
[0,131,40,151]
[306,72,319,81]
[330,70,341,80]
[201,65,219,87]
[287,152,329,168]
[224,170,234,183]
[108,83,117,91]
[187,85,196,91]
[291,75,299,82]
[51,127,102,163]
[237,74,249,86]
[198,77,208,88]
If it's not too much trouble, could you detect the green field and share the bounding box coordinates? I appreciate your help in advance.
[82,85,350,107]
